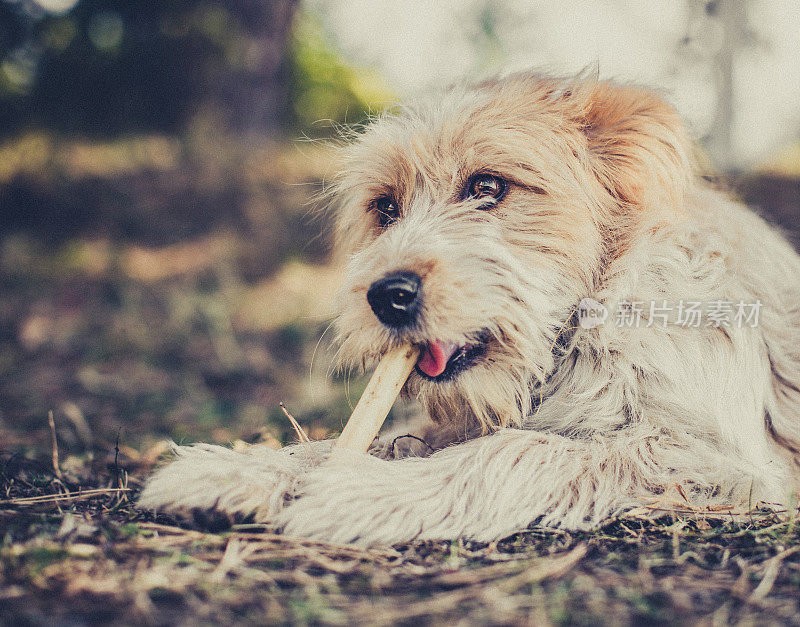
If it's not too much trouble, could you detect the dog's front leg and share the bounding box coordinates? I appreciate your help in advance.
[137,437,408,527]
[276,427,752,545]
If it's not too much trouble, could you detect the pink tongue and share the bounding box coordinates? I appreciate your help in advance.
[417,340,459,377]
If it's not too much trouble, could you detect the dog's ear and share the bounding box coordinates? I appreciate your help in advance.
[579,82,693,209]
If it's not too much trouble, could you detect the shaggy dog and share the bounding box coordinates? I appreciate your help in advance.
[139,72,800,545]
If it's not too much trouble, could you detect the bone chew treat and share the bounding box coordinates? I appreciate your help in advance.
[334,344,420,452]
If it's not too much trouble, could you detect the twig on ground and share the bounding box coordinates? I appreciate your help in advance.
[47,410,62,480]
[748,545,800,603]
[114,428,121,470]
[210,537,248,583]
[1,487,130,506]
[279,402,314,457]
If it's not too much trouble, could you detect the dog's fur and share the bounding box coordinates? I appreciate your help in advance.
[139,72,800,545]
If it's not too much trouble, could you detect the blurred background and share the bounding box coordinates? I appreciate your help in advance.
[1,0,798,465]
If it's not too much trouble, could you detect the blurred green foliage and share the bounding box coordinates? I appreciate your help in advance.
[287,12,392,132]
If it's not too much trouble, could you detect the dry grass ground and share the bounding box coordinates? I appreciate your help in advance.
[1,134,799,625]
[2,454,799,625]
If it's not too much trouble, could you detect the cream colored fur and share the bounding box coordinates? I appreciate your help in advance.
[139,72,800,545]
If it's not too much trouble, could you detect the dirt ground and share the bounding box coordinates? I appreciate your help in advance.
[2,461,799,625]
[1,135,799,625]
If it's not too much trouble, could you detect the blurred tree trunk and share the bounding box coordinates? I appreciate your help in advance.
[681,0,756,172]
[220,0,299,138]
[706,0,749,173]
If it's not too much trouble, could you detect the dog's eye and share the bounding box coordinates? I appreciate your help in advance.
[372,196,399,228]
[466,173,506,204]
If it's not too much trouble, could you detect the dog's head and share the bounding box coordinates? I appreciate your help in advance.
[330,72,694,429]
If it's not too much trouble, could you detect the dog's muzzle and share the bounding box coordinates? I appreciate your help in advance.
[366,271,421,329]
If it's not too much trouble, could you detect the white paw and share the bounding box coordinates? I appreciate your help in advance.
[138,440,333,525]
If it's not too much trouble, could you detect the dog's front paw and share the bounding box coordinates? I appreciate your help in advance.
[138,440,333,527]
[275,450,457,545]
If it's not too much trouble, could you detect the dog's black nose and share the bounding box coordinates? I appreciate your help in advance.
[367,272,421,328]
